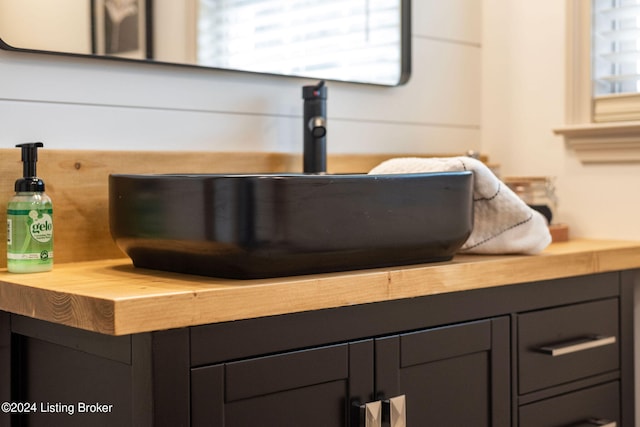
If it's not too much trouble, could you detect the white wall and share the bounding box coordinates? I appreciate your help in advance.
[0,0,482,157]
[482,0,640,241]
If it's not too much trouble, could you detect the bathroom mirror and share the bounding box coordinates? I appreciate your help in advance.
[0,0,411,86]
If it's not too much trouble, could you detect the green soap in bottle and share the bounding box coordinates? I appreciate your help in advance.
[7,143,53,273]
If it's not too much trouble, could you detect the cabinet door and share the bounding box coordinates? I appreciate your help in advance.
[191,340,373,427]
[375,318,510,427]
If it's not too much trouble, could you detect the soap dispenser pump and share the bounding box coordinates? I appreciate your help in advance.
[7,142,53,273]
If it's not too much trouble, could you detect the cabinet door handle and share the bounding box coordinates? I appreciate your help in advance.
[358,401,382,427]
[538,335,616,356]
[383,395,406,427]
[573,419,616,427]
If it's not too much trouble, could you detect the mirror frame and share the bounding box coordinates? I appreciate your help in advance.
[0,0,411,86]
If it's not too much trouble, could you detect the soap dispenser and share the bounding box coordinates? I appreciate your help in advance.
[7,142,53,273]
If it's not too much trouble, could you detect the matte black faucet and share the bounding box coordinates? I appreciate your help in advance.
[302,81,327,173]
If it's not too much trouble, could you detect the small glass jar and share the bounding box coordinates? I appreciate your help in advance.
[504,177,558,224]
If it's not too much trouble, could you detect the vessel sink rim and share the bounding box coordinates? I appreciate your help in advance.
[109,171,473,179]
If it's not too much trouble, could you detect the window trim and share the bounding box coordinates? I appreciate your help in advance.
[593,93,640,122]
[554,0,640,163]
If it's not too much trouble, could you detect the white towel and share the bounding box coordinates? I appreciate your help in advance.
[369,157,552,255]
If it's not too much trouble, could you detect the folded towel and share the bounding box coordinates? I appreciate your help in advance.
[369,157,552,255]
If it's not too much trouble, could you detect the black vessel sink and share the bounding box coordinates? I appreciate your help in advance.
[109,172,474,279]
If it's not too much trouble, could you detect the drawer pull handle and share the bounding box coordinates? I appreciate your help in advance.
[539,335,616,356]
[576,418,616,427]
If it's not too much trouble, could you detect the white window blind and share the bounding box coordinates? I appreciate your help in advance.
[196,0,402,85]
[593,0,640,95]
[592,0,640,121]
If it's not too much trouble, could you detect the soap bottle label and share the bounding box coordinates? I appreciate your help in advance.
[7,207,53,270]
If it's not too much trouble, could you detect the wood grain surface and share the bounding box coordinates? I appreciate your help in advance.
[0,239,638,335]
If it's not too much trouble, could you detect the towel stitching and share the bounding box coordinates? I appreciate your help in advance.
[459,212,534,251]
[459,159,502,203]
[473,181,502,202]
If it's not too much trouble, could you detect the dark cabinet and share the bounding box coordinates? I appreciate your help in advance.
[517,298,619,395]
[191,319,510,427]
[519,382,619,427]
[375,319,510,427]
[1,270,636,427]
[191,341,372,427]
[516,298,623,426]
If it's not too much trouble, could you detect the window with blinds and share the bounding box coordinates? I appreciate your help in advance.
[592,0,640,121]
[196,0,402,85]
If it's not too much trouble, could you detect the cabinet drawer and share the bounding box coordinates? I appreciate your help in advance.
[519,381,619,427]
[518,299,619,394]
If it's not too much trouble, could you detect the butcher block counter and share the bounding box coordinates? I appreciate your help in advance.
[0,239,638,336]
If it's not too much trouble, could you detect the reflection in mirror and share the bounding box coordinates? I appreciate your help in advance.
[0,0,410,86]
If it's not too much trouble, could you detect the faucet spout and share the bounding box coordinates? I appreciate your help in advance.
[302,81,327,173]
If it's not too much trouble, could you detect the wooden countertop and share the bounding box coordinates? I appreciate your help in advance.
[0,239,639,336]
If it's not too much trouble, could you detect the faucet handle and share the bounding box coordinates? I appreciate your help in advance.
[303,80,327,100]
[308,117,327,138]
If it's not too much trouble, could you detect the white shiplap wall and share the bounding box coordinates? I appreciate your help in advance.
[0,1,481,155]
